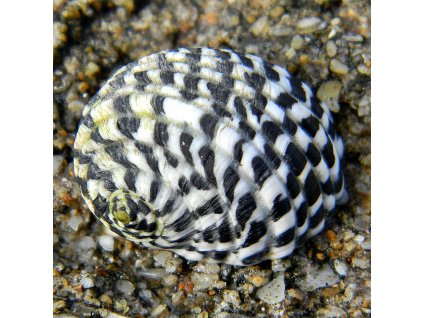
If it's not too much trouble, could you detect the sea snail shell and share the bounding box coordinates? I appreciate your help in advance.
[73,47,347,266]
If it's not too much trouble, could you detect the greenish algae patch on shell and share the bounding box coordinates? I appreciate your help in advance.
[74,47,347,266]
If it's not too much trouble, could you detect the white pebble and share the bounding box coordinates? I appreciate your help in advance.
[330,59,349,75]
[352,257,369,269]
[191,273,226,291]
[153,250,172,267]
[354,234,365,244]
[357,64,371,76]
[153,250,182,273]
[249,16,269,36]
[165,257,183,274]
[99,235,115,251]
[68,215,83,231]
[53,300,66,314]
[115,279,135,295]
[80,276,95,289]
[270,25,294,37]
[223,290,241,307]
[343,34,363,42]
[171,291,184,305]
[297,17,324,33]
[78,236,96,250]
[326,40,337,57]
[343,283,357,301]
[67,99,85,113]
[333,259,349,277]
[256,272,285,304]
[193,262,220,274]
[162,274,178,287]
[291,35,304,50]
[361,239,371,250]
[342,230,355,241]
[53,155,64,175]
[192,306,202,314]
[317,80,342,113]
[151,304,168,317]
[285,47,296,60]
[272,259,291,272]
[138,269,167,279]
[298,265,339,292]
[358,98,370,117]
[85,61,100,78]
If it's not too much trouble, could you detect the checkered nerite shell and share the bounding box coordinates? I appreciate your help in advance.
[74,48,347,266]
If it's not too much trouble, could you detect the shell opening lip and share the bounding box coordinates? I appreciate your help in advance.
[106,189,159,239]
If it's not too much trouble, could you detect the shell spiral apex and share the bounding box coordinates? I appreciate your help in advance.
[73,47,347,266]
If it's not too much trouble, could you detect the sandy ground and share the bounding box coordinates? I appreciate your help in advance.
[53,0,370,317]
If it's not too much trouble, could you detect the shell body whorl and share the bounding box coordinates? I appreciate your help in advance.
[74,47,347,266]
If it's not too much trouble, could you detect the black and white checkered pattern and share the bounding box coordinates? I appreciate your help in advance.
[74,48,347,266]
